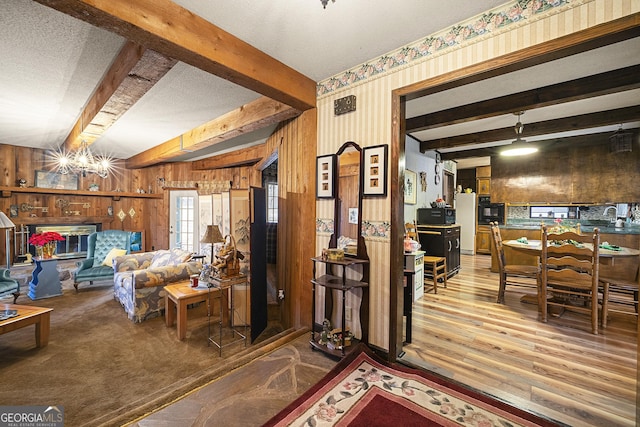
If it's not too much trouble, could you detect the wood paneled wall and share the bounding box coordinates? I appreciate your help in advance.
[264,109,317,330]
[491,140,640,203]
[0,144,245,262]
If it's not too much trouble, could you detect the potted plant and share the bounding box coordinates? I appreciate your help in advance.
[29,231,65,259]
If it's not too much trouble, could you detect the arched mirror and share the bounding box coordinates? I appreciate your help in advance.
[330,141,368,260]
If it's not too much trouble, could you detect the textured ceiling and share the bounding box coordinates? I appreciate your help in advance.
[0,0,506,159]
[0,0,637,166]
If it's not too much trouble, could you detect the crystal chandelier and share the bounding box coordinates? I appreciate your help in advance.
[53,141,113,178]
[320,0,335,8]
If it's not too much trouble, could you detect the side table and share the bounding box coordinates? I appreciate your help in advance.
[165,281,225,340]
[28,258,63,300]
[207,274,248,356]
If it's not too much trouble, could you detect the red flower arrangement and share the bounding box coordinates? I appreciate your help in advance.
[29,231,65,247]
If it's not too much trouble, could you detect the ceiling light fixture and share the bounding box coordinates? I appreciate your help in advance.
[320,0,335,8]
[52,141,113,178]
[500,111,538,157]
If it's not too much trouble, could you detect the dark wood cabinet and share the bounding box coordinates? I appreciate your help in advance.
[416,225,460,277]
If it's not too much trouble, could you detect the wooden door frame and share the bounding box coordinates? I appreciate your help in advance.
[389,15,640,361]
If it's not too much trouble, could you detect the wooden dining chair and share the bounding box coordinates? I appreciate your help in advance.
[600,265,639,328]
[540,225,601,334]
[405,222,417,241]
[489,222,540,304]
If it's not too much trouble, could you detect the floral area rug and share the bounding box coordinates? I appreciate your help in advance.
[264,343,562,427]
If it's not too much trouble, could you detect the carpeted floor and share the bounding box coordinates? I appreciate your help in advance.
[0,270,287,427]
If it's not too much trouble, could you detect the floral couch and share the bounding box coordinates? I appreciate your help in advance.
[113,248,201,322]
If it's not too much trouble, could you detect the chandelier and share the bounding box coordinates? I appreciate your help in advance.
[320,0,335,8]
[500,111,538,157]
[53,141,113,178]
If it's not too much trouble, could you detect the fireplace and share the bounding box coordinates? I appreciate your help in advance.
[28,224,101,259]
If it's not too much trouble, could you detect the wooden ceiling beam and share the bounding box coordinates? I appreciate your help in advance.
[407,64,640,132]
[191,143,266,170]
[62,40,145,151]
[35,0,317,112]
[420,105,640,151]
[440,131,622,160]
[126,97,299,168]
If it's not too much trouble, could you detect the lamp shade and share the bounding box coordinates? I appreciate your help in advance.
[0,211,16,229]
[200,225,224,244]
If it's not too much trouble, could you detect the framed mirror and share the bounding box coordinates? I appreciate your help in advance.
[329,141,368,260]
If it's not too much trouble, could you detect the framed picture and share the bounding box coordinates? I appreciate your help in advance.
[34,170,78,190]
[362,144,388,197]
[316,154,336,199]
[128,230,145,253]
[404,169,417,205]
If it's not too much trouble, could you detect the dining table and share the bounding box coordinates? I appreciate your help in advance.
[502,239,639,305]
[503,239,640,264]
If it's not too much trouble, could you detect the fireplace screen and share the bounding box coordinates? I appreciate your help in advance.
[31,225,98,259]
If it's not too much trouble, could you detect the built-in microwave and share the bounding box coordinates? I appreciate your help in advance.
[477,199,505,225]
[417,208,456,225]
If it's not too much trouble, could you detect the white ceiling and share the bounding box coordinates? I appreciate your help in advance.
[0,0,506,159]
[1,0,637,165]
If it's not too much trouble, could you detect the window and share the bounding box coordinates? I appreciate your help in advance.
[267,182,278,223]
[176,195,196,251]
[529,206,577,219]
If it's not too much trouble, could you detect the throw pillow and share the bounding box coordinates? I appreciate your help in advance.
[102,248,127,267]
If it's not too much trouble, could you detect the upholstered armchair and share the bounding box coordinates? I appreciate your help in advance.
[0,268,20,303]
[73,230,131,291]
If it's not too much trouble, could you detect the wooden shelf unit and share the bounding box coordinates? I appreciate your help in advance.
[310,256,369,358]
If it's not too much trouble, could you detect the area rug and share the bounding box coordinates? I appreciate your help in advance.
[264,344,562,427]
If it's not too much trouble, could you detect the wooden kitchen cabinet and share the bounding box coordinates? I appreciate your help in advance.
[476,178,490,195]
[476,225,492,254]
[476,166,491,178]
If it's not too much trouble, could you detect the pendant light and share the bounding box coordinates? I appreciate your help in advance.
[500,111,538,157]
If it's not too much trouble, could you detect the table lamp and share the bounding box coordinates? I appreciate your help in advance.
[0,212,16,269]
[200,225,224,264]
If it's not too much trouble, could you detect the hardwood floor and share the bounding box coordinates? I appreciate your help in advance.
[400,254,637,427]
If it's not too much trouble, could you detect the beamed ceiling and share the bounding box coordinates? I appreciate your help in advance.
[1,1,639,170]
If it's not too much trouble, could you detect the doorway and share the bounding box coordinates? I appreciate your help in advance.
[391,19,640,360]
[169,190,200,252]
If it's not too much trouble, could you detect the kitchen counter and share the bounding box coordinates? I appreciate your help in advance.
[502,221,640,235]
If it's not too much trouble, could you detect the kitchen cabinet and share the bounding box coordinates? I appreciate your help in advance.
[476,165,491,178]
[476,225,492,254]
[416,225,460,277]
[476,178,490,195]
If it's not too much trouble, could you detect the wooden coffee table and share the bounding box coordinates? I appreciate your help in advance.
[0,304,53,348]
[164,281,227,340]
